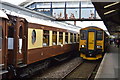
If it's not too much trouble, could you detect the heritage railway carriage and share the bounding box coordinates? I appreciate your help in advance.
[0,10,80,78]
[79,26,108,60]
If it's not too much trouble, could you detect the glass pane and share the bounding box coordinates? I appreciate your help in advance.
[32,30,36,44]
[52,31,57,45]
[70,33,73,43]
[65,32,68,44]
[66,2,79,7]
[52,2,65,8]
[66,9,79,19]
[36,2,51,8]
[59,32,63,44]
[78,34,80,42]
[43,30,49,47]
[37,9,51,16]
[97,31,103,40]
[81,8,95,19]
[80,30,86,40]
[53,9,65,19]
[74,34,76,42]
[81,1,94,7]
[27,3,36,9]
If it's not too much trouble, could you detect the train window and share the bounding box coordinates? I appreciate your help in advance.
[70,33,73,43]
[52,31,57,45]
[74,34,76,42]
[18,26,23,53]
[8,26,14,38]
[19,26,22,38]
[8,26,14,49]
[97,31,103,40]
[59,32,63,45]
[80,30,86,40]
[43,30,49,47]
[65,32,68,44]
[78,34,80,42]
[32,30,36,44]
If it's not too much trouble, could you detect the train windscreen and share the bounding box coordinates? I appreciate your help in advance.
[97,30,103,40]
[80,30,87,40]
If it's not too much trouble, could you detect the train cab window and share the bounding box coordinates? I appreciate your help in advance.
[52,31,57,45]
[80,30,86,40]
[65,32,68,44]
[32,30,36,44]
[59,32,63,45]
[97,31,103,40]
[70,33,73,43]
[43,30,49,47]
[74,34,76,42]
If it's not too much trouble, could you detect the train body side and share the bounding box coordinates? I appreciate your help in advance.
[4,14,79,78]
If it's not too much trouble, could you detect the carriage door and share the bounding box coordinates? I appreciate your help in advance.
[15,18,27,67]
[0,19,8,74]
[88,32,95,50]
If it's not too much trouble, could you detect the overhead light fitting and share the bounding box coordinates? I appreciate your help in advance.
[104,10,116,15]
[104,2,119,8]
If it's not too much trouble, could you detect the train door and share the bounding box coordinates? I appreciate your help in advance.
[88,32,95,50]
[0,18,8,74]
[14,18,28,67]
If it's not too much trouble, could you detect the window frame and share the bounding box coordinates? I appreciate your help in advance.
[43,30,49,47]
[59,32,63,44]
[97,30,103,40]
[52,31,57,45]
[80,30,87,40]
[32,30,36,44]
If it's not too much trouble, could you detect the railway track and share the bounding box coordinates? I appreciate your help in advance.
[63,60,101,80]
[31,58,101,79]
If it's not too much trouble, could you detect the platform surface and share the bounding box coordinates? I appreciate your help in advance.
[95,44,119,79]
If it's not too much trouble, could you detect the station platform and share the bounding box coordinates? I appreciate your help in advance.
[95,44,119,79]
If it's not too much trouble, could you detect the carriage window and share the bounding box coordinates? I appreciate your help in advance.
[43,30,49,47]
[32,30,36,44]
[8,26,14,38]
[78,34,80,42]
[8,26,14,49]
[52,31,57,45]
[59,32,63,45]
[74,34,76,42]
[80,30,86,40]
[97,31,103,40]
[70,33,73,43]
[65,32,68,44]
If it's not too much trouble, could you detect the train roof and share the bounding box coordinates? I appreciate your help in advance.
[1,9,80,33]
[0,1,80,33]
[0,10,8,19]
[80,26,104,31]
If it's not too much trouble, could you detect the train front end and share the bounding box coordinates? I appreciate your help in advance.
[79,27,105,60]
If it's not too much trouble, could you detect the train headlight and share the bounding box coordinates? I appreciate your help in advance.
[97,46,102,48]
[81,45,85,47]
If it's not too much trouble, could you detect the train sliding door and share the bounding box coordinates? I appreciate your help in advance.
[88,32,95,50]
